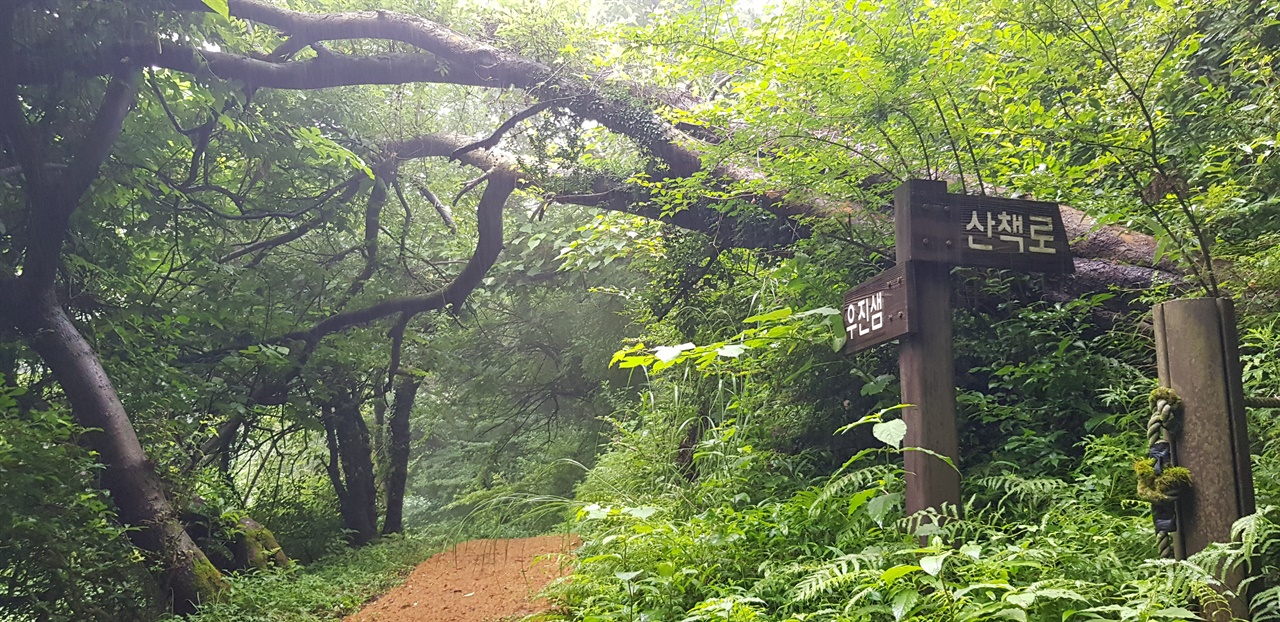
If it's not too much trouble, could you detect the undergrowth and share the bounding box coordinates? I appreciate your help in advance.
[539,299,1280,621]
[547,413,1280,621]
[174,530,448,622]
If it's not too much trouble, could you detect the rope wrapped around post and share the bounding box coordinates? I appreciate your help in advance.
[1136,388,1191,559]
[1245,395,1280,409]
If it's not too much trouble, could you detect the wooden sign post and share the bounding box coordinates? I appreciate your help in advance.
[1153,298,1255,618]
[841,179,1073,519]
[1153,299,1256,558]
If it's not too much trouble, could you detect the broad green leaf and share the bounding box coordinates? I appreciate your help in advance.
[920,552,950,576]
[655,561,677,578]
[847,488,877,516]
[623,506,659,519]
[653,343,695,363]
[1034,588,1087,602]
[892,589,919,621]
[867,492,902,526]
[880,564,920,584]
[996,608,1028,622]
[795,306,840,317]
[743,307,792,323]
[201,0,229,18]
[716,344,746,358]
[873,418,907,449]
[1151,608,1199,619]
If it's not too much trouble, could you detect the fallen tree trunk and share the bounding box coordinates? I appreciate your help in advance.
[16,0,1176,293]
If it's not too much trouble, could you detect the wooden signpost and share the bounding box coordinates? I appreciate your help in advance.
[842,179,1073,519]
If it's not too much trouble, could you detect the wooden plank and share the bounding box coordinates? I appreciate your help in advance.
[894,180,962,519]
[898,185,1074,273]
[841,263,915,354]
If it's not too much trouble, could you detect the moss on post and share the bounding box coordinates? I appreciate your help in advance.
[1134,458,1192,505]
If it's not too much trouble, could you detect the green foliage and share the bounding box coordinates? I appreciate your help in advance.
[0,384,156,620]
[9,0,1280,618]
[177,530,448,622]
[552,412,1223,621]
[550,255,1275,620]
[551,363,1265,621]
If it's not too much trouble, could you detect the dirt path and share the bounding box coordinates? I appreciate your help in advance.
[345,535,578,622]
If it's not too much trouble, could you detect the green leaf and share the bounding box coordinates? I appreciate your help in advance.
[847,488,877,516]
[200,0,229,18]
[879,564,920,584]
[655,561,677,578]
[996,608,1028,622]
[623,506,659,519]
[614,570,642,582]
[872,418,907,449]
[743,307,792,323]
[716,344,746,358]
[653,343,695,363]
[920,552,949,576]
[1151,608,1199,619]
[795,306,840,317]
[867,492,902,527]
[960,543,982,560]
[891,589,919,621]
[901,446,960,472]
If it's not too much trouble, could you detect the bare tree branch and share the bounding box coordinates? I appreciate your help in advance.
[451,99,564,160]
[415,181,455,234]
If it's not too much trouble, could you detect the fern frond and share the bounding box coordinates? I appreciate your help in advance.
[969,474,1070,511]
[1251,585,1280,622]
[790,552,885,602]
[809,464,896,518]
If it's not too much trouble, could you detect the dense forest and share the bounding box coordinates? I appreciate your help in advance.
[4,0,1280,619]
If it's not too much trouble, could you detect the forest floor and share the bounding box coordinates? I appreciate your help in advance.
[344,534,579,622]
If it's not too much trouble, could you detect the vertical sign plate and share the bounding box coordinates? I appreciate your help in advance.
[841,263,915,354]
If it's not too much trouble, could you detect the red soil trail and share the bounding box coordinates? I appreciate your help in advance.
[345,535,579,622]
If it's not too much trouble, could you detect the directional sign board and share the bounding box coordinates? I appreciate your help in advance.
[839,180,1077,523]
[896,189,1074,273]
[841,263,914,354]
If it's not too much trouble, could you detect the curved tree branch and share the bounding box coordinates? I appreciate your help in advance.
[265,134,519,343]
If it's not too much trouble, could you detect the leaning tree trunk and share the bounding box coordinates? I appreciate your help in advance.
[7,287,228,613]
[382,375,422,535]
[0,24,227,608]
[323,389,380,545]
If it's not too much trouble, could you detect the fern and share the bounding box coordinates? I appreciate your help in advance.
[1252,586,1280,622]
[789,551,889,602]
[969,473,1071,511]
[808,464,896,518]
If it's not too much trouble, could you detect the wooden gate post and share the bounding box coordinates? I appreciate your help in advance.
[894,180,962,518]
[1153,298,1255,560]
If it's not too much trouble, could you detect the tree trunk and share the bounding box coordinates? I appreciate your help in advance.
[232,517,293,571]
[383,376,422,535]
[5,287,227,613]
[323,389,380,545]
